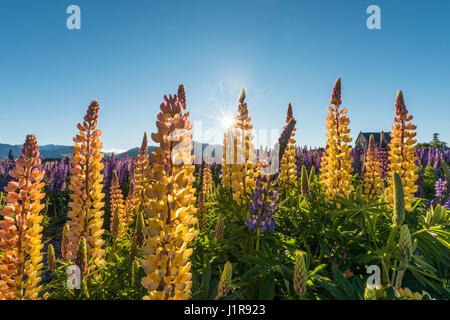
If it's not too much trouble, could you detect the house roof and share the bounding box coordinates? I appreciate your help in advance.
[357,131,391,145]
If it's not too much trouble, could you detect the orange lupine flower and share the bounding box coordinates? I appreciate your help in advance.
[0,135,45,300]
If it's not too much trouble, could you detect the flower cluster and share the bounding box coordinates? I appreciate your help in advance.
[109,170,125,240]
[202,164,213,198]
[386,91,418,212]
[293,251,307,296]
[0,135,45,300]
[245,174,278,233]
[134,132,149,211]
[124,179,137,226]
[279,103,297,185]
[376,131,390,184]
[66,100,106,271]
[229,89,257,204]
[364,135,382,200]
[220,128,233,191]
[141,85,197,300]
[319,78,354,202]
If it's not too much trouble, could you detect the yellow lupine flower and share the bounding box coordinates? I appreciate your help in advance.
[196,191,207,232]
[67,100,106,271]
[279,103,297,185]
[202,165,213,198]
[124,178,137,227]
[229,89,257,204]
[109,170,125,239]
[385,90,418,211]
[221,128,233,190]
[319,78,354,201]
[0,134,45,300]
[134,132,149,211]
[395,287,432,300]
[364,135,382,200]
[141,85,197,300]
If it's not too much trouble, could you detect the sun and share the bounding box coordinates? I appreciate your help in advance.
[221,115,235,129]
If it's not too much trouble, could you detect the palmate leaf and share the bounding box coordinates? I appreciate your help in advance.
[413,231,450,267]
[201,255,212,300]
[331,266,356,299]
[240,266,266,284]
[259,274,275,300]
[239,255,269,266]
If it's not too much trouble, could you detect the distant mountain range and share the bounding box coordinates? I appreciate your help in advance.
[0,142,221,160]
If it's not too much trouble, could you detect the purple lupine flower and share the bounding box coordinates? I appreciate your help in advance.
[8,150,14,161]
[296,158,302,179]
[426,148,434,167]
[433,152,442,176]
[377,134,390,183]
[435,178,447,199]
[0,160,15,192]
[314,151,323,173]
[245,174,279,233]
[431,178,449,208]
[415,148,426,169]
[443,150,450,163]
[351,147,361,175]
[415,174,425,198]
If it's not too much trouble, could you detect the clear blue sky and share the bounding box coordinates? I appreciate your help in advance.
[1,0,449,152]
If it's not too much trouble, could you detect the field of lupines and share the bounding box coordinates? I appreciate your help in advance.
[0,79,449,300]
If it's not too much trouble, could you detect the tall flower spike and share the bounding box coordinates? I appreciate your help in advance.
[109,170,125,239]
[47,244,56,271]
[300,165,310,198]
[229,88,257,204]
[0,135,45,300]
[386,91,418,211]
[124,178,137,227]
[293,251,307,296]
[377,131,390,184]
[308,166,315,185]
[75,236,88,279]
[221,128,233,190]
[202,165,213,199]
[319,78,353,203]
[67,100,106,271]
[245,174,278,233]
[0,134,45,300]
[131,259,140,288]
[197,191,207,232]
[216,261,232,299]
[215,212,224,243]
[392,172,406,227]
[131,211,145,257]
[364,135,383,200]
[279,103,298,185]
[61,223,70,262]
[398,224,412,263]
[141,85,197,300]
[441,159,450,185]
[134,132,149,211]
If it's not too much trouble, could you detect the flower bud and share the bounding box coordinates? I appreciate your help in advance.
[308,166,315,185]
[300,165,310,198]
[217,261,233,298]
[392,172,405,227]
[293,251,307,296]
[47,244,56,271]
[61,223,70,261]
[215,213,224,244]
[76,236,88,278]
[398,224,412,263]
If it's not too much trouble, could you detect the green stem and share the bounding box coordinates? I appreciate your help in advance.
[256,227,261,251]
